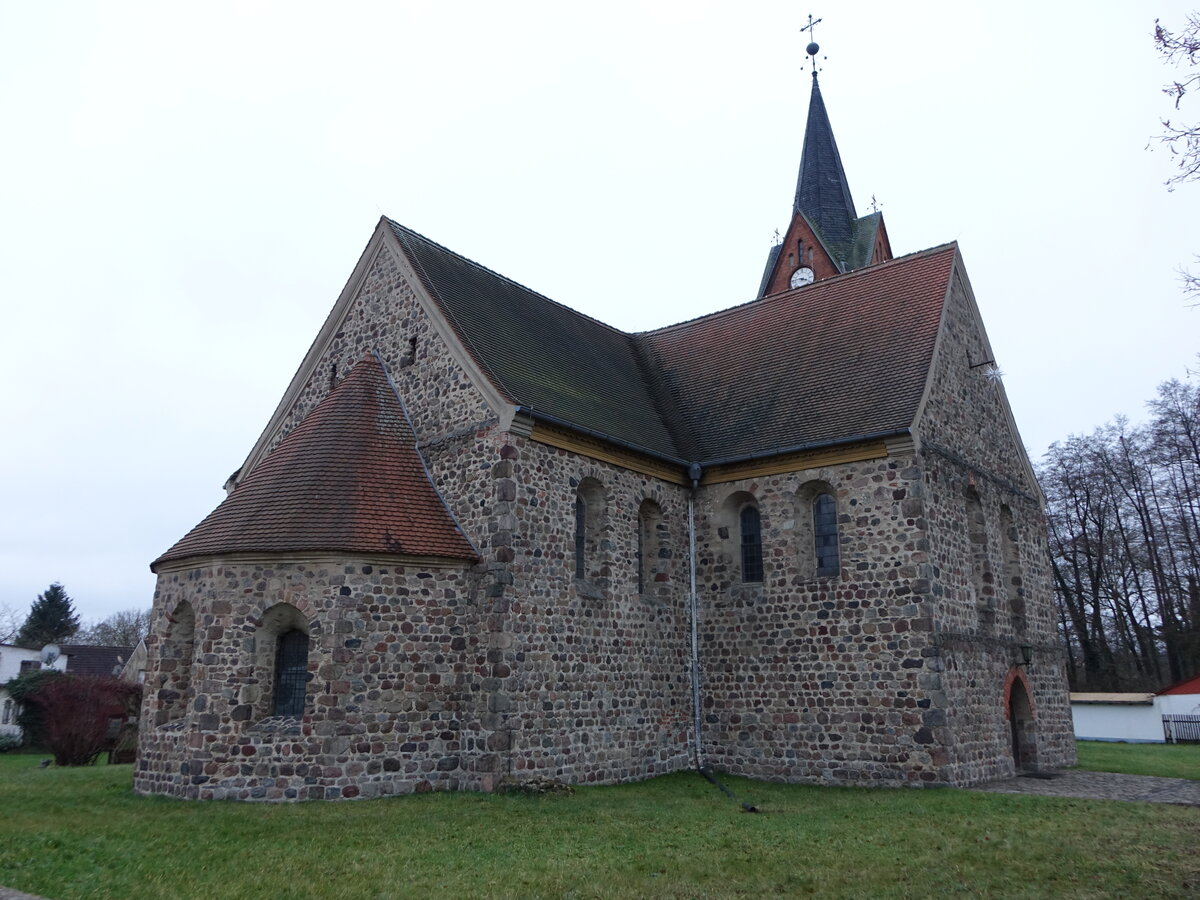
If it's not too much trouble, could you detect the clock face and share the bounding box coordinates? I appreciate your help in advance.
[790,266,815,288]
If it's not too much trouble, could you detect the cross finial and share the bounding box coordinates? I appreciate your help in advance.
[801,14,823,75]
[870,194,881,213]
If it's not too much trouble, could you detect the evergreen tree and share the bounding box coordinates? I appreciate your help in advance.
[15,583,80,650]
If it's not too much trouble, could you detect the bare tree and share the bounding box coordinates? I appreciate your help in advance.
[1155,15,1200,184]
[74,609,151,648]
[0,603,22,645]
[1041,378,1200,690]
[1155,15,1200,303]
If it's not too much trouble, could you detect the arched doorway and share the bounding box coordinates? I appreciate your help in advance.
[1005,671,1037,772]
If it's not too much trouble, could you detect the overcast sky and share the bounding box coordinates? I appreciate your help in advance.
[1,0,1196,626]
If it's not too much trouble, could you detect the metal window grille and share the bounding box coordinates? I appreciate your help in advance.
[740,506,763,583]
[575,495,587,579]
[272,629,309,717]
[813,493,840,576]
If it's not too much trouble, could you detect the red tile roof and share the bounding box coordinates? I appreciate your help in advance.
[645,244,958,461]
[1158,673,1200,696]
[154,354,478,569]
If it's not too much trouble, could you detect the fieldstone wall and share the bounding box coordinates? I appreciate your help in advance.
[912,263,1075,782]
[135,556,488,800]
[691,456,954,785]
[137,246,1074,800]
[492,437,695,784]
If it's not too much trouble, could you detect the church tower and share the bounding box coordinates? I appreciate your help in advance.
[757,27,893,297]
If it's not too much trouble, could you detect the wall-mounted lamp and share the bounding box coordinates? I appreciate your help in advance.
[1018,644,1033,668]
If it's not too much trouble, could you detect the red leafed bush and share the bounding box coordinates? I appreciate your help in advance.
[28,676,142,766]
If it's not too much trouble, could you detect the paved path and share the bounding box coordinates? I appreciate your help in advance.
[0,888,48,900]
[971,769,1200,806]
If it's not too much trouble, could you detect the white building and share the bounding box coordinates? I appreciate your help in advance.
[0,643,69,739]
[1071,675,1200,744]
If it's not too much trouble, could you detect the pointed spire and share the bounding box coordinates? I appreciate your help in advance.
[793,69,857,247]
[792,25,857,247]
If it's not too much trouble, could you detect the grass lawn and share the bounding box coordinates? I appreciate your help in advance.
[1075,740,1200,780]
[0,752,1196,899]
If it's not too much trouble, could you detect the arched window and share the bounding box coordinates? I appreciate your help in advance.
[575,494,587,579]
[637,499,666,595]
[155,600,195,726]
[254,603,312,721]
[573,478,607,585]
[1000,505,1024,616]
[966,488,992,607]
[740,505,763,583]
[272,629,310,717]
[813,493,839,576]
[796,481,840,580]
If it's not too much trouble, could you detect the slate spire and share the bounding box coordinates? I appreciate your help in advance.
[793,70,858,247]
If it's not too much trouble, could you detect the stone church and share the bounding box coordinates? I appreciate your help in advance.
[135,60,1075,801]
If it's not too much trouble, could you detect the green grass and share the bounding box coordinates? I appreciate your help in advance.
[1075,739,1200,780]
[0,753,1197,899]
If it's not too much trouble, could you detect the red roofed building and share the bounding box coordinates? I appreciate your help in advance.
[137,51,1073,801]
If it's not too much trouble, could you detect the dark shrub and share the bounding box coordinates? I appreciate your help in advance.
[25,676,142,766]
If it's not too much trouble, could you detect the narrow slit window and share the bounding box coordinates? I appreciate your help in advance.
[574,495,586,579]
[740,506,763,583]
[813,493,839,576]
[637,514,645,594]
[272,629,309,717]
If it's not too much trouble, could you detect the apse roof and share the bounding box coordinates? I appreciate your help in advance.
[154,354,479,569]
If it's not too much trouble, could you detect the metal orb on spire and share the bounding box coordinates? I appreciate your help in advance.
[800,14,824,74]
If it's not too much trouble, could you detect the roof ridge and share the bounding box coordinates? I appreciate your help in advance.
[59,644,133,651]
[645,241,958,336]
[386,219,634,340]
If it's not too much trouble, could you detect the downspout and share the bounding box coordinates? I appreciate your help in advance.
[687,462,703,769]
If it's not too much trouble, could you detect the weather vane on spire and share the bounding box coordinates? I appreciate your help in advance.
[800,14,823,75]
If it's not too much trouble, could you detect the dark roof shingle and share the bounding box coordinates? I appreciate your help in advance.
[60,645,132,677]
[390,219,956,465]
[389,221,689,460]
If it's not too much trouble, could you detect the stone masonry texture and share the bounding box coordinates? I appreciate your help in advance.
[136,241,1073,800]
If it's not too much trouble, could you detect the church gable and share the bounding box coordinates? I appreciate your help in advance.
[912,254,1040,499]
[757,212,843,295]
[230,222,506,491]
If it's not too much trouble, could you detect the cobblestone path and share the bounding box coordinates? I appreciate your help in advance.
[971,769,1200,806]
